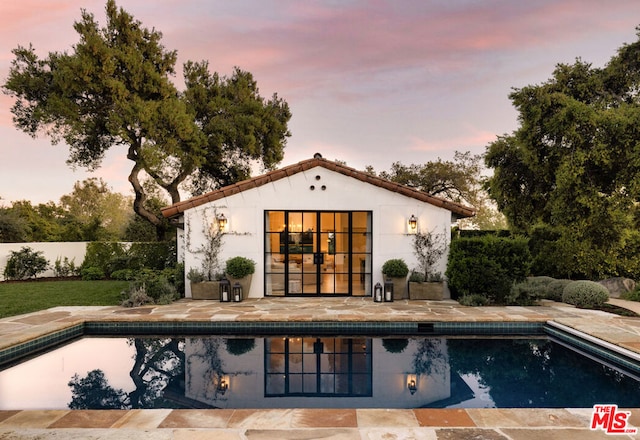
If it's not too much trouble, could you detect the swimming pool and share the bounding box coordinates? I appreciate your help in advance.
[2,330,640,410]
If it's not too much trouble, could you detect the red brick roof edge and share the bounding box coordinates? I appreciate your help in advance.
[161,157,476,219]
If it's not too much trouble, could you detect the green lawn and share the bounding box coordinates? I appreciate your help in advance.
[0,280,129,319]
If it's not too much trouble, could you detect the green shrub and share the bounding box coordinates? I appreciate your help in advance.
[622,288,640,302]
[545,279,572,301]
[446,235,531,304]
[458,294,490,306]
[120,285,154,307]
[382,259,409,278]
[82,242,126,275]
[128,242,175,270]
[83,242,177,278]
[110,269,136,281]
[81,266,106,280]
[187,267,206,283]
[3,247,49,280]
[129,269,178,302]
[225,257,256,278]
[562,280,609,308]
[106,255,141,275]
[509,276,556,305]
[53,257,79,277]
[408,270,425,283]
[165,263,185,297]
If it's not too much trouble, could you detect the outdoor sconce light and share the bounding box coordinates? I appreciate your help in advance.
[408,215,418,233]
[217,213,228,231]
[217,375,229,394]
[407,374,417,395]
[374,282,383,302]
[232,282,243,302]
[384,279,394,302]
[219,279,231,302]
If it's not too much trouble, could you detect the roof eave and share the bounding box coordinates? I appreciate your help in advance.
[161,157,476,219]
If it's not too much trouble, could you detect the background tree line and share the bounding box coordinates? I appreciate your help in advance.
[0,178,160,242]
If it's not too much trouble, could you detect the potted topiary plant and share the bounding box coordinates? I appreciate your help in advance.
[382,258,409,300]
[409,228,446,300]
[225,256,256,298]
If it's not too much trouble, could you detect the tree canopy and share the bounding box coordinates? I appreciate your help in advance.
[3,0,291,240]
[367,151,507,230]
[0,178,138,242]
[485,27,640,278]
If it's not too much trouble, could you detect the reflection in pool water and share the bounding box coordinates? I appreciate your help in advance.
[1,336,639,410]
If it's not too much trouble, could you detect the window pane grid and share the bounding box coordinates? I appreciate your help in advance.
[265,211,371,297]
[265,337,372,397]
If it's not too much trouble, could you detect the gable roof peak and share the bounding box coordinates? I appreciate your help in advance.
[161,155,475,219]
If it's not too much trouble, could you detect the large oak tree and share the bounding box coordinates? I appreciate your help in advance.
[367,151,506,230]
[485,27,640,278]
[3,0,291,240]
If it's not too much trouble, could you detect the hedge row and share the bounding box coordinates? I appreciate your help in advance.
[446,235,531,304]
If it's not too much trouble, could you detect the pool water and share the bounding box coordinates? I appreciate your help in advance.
[1,336,639,410]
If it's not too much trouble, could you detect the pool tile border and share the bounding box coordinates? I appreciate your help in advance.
[0,323,83,368]
[546,322,640,376]
[0,320,545,369]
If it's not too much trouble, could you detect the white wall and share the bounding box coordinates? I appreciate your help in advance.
[0,242,89,279]
[182,165,453,298]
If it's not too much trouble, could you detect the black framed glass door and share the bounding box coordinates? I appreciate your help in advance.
[265,337,372,396]
[265,211,371,296]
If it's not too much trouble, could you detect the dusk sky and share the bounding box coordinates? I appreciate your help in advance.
[2,0,640,204]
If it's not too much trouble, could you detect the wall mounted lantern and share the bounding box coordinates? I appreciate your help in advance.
[217,213,228,231]
[384,279,394,302]
[407,374,417,395]
[408,215,418,233]
[374,282,383,302]
[232,282,243,302]
[217,375,229,394]
[219,279,231,302]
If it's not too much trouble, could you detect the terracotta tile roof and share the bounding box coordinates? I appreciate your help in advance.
[161,156,476,219]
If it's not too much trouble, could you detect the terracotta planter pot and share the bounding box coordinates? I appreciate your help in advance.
[190,281,220,300]
[408,281,444,300]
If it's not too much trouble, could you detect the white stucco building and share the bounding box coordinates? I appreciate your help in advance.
[161,154,474,299]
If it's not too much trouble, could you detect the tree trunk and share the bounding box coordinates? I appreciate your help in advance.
[127,145,168,241]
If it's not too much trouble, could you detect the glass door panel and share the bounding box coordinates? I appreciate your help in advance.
[265,211,371,296]
[265,337,372,397]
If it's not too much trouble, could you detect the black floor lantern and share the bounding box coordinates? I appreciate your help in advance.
[232,282,243,302]
[219,279,231,302]
[374,282,383,302]
[384,279,394,302]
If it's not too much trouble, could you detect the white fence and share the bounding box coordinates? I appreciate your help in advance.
[0,242,89,279]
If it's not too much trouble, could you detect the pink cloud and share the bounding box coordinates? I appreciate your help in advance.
[165,0,640,104]
[407,127,499,154]
[2,0,640,204]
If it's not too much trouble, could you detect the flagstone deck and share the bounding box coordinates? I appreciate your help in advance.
[2,297,640,439]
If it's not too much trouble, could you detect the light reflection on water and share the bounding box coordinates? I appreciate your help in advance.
[1,336,639,410]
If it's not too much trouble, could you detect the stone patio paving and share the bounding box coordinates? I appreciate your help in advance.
[1,297,640,439]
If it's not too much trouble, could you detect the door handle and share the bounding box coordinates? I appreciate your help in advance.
[313,253,324,265]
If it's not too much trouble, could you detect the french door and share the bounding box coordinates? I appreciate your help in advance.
[265,211,372,296]
[265,337,372,396]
